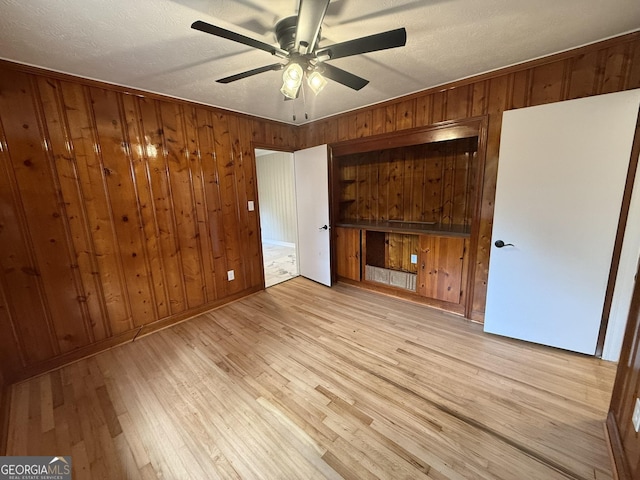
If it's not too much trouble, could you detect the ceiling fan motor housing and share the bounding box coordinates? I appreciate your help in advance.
[275,16,320,54]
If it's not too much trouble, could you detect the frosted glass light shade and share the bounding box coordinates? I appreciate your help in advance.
[307,71,327,95]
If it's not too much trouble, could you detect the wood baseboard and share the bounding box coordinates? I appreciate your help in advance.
[11,286,263,384]
[605,410,632,480]
[337,277,465,316]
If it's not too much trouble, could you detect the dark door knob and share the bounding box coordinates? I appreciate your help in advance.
[319,224,328,230]
[495,240,514,248]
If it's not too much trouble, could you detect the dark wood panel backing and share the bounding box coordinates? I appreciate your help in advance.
[337,138,477,227]
[607,258,640,480]
[300,31,640,322]
[0,63,295,383]
[387,233,419,274]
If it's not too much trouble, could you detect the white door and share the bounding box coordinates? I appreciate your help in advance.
[294,144,332,286]
[484,90,640,355]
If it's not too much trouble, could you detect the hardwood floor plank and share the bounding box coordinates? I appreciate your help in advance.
[6,278,615,479]
[113,433,143,480]
[39,374,55,433]
[71,441,91,479]
[95,385,122,438]
[115,412,151,470]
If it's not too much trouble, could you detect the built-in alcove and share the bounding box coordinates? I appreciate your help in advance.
[331,118,487,316]
[364,231,418,292]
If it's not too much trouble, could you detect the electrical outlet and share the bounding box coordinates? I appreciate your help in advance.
[227,270,235,281]
[248,201,255,211]
[633,398,640,433]
[410,254,418,264]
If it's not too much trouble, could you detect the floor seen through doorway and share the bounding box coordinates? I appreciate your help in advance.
[262,242,297,287]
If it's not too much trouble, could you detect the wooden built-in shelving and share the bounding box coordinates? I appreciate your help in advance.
[336,220,471,238]
[331,119,486,316]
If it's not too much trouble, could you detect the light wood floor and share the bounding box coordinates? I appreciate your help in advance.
[6,278,617,479]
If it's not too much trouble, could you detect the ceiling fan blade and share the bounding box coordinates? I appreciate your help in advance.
[217,63,284,84]
[316,28,407,61]
[295,0,330,53]
[320,63,369,90]
[191,20,288,57]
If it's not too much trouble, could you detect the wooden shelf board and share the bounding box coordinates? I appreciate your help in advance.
[336,220,471,238]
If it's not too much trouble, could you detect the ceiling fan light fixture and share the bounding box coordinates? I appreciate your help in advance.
[280,81,301,99]
[281,62,304,99]
[307,70,327,95]
[282,63,303,86]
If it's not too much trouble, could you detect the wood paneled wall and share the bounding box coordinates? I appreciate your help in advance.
[0,63,296,382]
[338,138,477,226]
[302,31,640,320]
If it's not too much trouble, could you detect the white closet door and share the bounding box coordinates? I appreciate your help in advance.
[294,144,331,286]
[484,90,640,355]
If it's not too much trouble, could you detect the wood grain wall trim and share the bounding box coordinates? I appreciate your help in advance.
[607,233,640,479]
[606,411,632,480]
[597,109,640,355]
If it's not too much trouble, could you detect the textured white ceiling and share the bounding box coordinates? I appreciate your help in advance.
[1,0,639,125]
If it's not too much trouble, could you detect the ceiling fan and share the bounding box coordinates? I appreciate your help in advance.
[191,0,407,99]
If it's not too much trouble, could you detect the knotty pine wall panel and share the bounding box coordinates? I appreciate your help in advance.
[0,63,295,382]
[1,73,92,355]
[0,127,58,364]
[92,87,157,328]
[339,139,477,227]
[195,108,231,300]
[302,31,640,321]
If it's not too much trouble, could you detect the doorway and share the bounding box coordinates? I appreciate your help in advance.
[255,149,299,287]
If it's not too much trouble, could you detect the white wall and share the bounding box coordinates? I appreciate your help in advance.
[255,151,298,245]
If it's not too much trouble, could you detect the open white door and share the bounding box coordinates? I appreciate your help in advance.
[294,144,331,286]
[484,90,640,355]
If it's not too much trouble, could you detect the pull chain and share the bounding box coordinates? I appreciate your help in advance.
[301,81,309,120]
[291,95,296,122]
